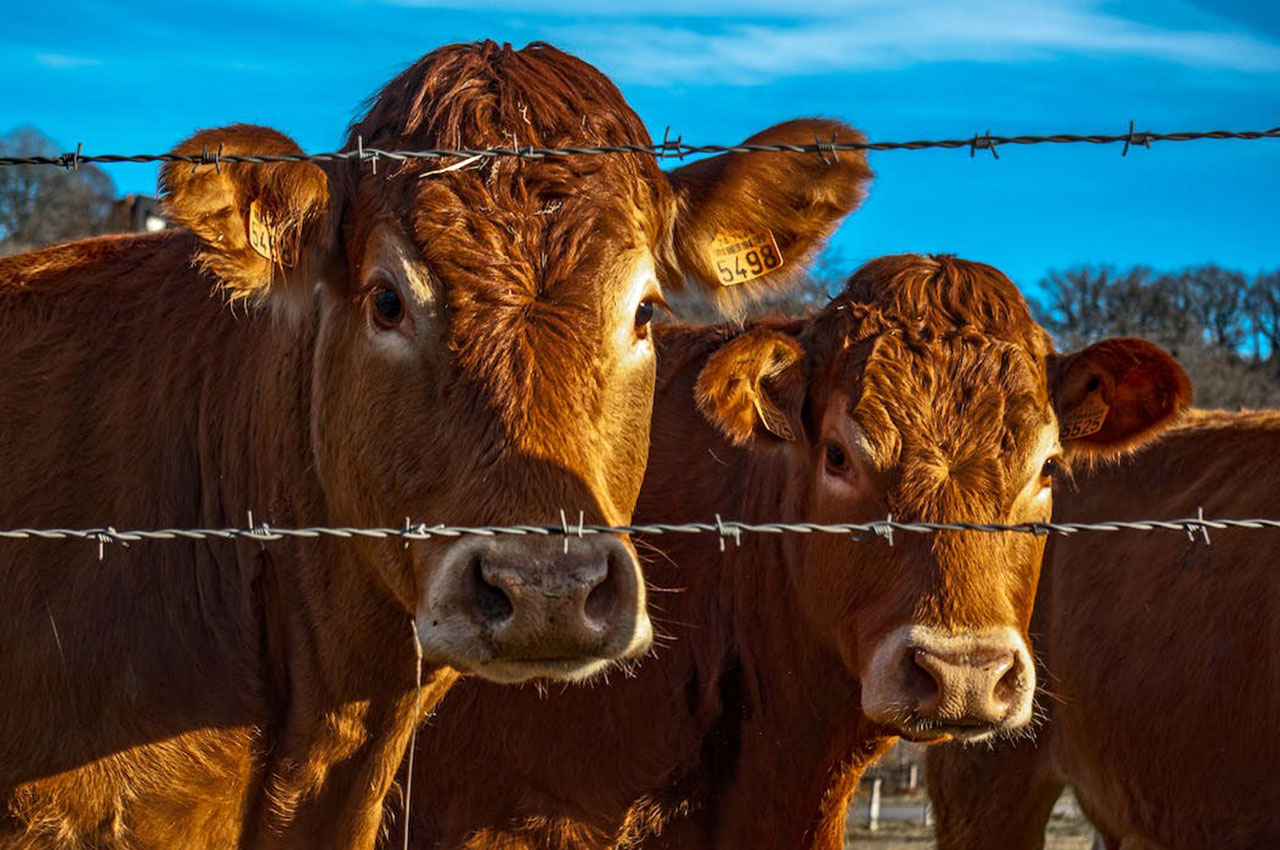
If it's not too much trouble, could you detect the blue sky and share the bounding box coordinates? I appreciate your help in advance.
[3,0,1278,299]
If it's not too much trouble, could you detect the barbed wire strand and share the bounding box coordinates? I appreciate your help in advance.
[2,123,1278,170]
[2,516,1279,561]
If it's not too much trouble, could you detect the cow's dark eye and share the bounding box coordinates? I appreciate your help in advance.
[372,287,404,328]
[635,299,655,330]
[1041,457,1063,485]
[825,442,849,474]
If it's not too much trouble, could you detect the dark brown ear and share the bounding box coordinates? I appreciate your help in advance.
[695,328,809,446]
[160,124,334,304]
[1052,338,1192,460]
[662,118,871,314]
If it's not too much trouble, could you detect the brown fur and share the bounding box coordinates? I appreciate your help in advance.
[928,409,1280,850]
[0,41,870,850]
[400,254,1191,849]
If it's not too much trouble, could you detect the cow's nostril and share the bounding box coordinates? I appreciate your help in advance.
[471,558,514,624]
[907,649,942,708]
[583,557,619,625]
[993,654,1022,704]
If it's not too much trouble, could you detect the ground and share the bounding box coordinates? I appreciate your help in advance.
[845,817,1094,849]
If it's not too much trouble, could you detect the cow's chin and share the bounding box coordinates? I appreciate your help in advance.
[892,719,1007,745]
[464,657,614,685]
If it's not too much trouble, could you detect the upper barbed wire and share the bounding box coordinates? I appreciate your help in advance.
[3,123,1279,169]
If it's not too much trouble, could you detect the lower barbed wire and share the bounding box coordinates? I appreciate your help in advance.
[1,515,1279,549]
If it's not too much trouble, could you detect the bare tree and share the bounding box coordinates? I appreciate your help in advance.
[1248,270,1280,372]
[0,126,117,255]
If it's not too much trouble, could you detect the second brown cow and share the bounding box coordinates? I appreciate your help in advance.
[403,253,1191,849]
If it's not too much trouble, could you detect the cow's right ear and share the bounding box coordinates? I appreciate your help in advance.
[160,125,335,304]
[661,118,871,315]
[695,329,809,446]
[1051,338,1192,461]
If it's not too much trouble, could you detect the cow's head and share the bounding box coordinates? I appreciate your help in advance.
[696,254,1189,739]
[158,42,870,683]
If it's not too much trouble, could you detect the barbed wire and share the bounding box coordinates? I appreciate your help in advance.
[2,121,1278,170]
[0,513,1274,559]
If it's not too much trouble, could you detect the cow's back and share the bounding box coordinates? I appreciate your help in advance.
[1047,410,1280,847]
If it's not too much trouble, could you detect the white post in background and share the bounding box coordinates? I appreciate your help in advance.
[868,778,882,832]
[907,763,919,791]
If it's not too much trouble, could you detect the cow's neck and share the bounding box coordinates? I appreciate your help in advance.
[0,233,440,849]
[667,455,890,849]
[638,429,889,848]
[193,261,451,844]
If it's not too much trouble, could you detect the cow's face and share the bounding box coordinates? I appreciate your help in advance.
[159,43,871,683]
[697,254,1190,741]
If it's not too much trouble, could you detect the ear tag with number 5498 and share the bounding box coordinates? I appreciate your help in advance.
[709,229,783,286]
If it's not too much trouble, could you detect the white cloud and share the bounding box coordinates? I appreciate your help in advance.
[34,53,102,69]
[378,0,1280,83]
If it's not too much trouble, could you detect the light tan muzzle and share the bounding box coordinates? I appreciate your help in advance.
[417,535,651,683]
[861,625,1034,741]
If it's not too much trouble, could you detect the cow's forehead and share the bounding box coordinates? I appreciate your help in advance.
[806,254,1058,509]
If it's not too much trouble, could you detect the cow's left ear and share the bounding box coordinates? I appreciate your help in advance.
[1051,338,1192,460]
[695,328,809,446]
[661,118,871,314]
[160,124,335,304]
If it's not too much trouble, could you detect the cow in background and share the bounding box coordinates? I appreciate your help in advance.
[402,254,1190,849]
[0,40,870,850]
[928,409,1280,850]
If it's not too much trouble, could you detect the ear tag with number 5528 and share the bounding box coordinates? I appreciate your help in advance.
[709,229,783,286]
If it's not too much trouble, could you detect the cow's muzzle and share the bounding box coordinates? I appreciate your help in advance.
[416,535,651,682]
[860,625,1034,742]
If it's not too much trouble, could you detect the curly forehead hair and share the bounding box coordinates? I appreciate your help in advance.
[831,253,1053,355]
[346,40,664,180]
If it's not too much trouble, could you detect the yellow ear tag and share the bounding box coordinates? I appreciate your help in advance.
[247,199,298,268]
[752,392,796,441]
[709,228,783,286]
[1061,387,1110,440]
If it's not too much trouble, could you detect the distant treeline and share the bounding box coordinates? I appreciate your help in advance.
[1036,265,1280,409]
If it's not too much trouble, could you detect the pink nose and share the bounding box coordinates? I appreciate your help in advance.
[861,626,1034,739]
[908,646,1021,726]
[417,535,652,682]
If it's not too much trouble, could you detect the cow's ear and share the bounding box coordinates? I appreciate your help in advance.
[1052,338,1191,460]
[695,329,809,446]
[661,118,871,314]
[160,125,335,304]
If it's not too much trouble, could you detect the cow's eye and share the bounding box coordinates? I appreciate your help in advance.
[372,287,404,328]
[1040,457,1065,486]
[635,299,655,330]
[825,442,849,474]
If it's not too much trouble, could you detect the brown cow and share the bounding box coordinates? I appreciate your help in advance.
[927,409,1280,850]
[0,42,870,849]
[401,254,1190,849]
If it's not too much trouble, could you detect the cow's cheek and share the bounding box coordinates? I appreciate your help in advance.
[577,348,657,524]
[308,294,449,523]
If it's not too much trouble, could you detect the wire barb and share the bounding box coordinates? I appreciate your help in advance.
[659,126,685,161]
